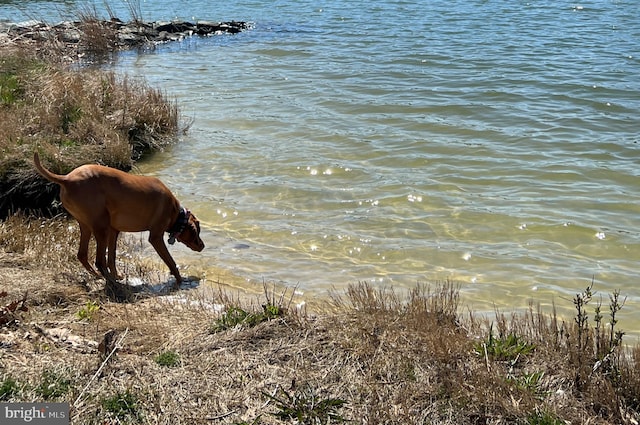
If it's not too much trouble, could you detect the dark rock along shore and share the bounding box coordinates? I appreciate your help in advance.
[0,19,250,56]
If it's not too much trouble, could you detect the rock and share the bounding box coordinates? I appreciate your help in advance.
[1,18,251,60]
[220,23,241,34]
[197,20,248,36]
[14,20,42,30]
[58,26,82,43]
[116,22,158,46]
[157,31,185,42]
[155,20,196,33]
[117,27,146,46]
[0,21,13,33]
[196,21,224,35]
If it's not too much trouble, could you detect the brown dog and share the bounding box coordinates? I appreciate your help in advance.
[33,152,204,288]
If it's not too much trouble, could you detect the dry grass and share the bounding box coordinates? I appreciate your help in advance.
[2,0,145,61]
[75,3,120,56]
[0,48,181,217]
[1,215,639,424]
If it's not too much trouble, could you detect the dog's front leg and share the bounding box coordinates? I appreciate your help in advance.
[148,232,182,289]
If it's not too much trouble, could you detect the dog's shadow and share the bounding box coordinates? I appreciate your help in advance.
[104,276,200,303]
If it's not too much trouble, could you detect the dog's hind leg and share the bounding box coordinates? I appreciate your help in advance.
[93,224,118,284]
[77,222,100,277]
[107,228,122,280]
[103,228,132,301]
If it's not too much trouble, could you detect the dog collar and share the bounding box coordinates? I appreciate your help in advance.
[168,207,190,245]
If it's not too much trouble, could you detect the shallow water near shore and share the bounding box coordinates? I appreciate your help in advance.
[3,1,640,334]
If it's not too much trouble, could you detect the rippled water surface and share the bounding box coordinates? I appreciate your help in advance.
[3,1,640,331]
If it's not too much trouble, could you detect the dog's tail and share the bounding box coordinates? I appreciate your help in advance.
[33,152,66,185]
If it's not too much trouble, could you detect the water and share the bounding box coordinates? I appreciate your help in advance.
[2,1,640,332]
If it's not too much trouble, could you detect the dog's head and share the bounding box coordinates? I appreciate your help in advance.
[172,210,205,252]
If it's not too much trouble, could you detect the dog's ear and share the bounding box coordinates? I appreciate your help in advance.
[185,220,200,241]
[193,216,201,234]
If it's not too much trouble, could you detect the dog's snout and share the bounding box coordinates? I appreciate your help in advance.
[187,238,205,252]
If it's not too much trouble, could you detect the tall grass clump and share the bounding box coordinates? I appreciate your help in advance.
[0,48,181,217]
[322,281,640,423]
[75,3,119,57]
[480,282,640,422]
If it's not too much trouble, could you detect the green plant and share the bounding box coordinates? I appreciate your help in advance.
[76,300,100,321]
[569,282,629,392]
[263,303,284,318]
[102,390,140,420]
[58,139,79,148]
[607,289,626,351]
[509,371,545,396]
[214,306,249,331]
[35,369,72,400]
[0,74,21,105]
[210,303,285,333]
[474,325,535,362]
[573,282,593,353]
[263,384,348,424]
[0,376,19,400]
[60,102,82,134]
[526,410,563,425]
[154,350,180,367]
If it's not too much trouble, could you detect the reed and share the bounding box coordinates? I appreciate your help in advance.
[75,3,119,57]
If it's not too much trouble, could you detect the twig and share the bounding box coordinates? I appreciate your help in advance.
[483,343,491,372]
[261,384,280,409]
[206,409,237,421]
[72,327,129,409]
[508,353,520,376]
